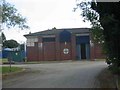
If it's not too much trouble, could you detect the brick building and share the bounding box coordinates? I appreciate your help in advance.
[24,28,105,61]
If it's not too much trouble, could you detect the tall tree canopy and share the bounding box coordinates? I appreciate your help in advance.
[75,1,120,74]
[0,0,29,30]
[1,32,6,43]
[0,32,6,46]
[3,39,19,48]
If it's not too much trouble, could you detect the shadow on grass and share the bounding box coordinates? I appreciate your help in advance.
[97,67,116,88]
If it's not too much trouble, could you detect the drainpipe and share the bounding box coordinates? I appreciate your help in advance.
[90,40,95,60]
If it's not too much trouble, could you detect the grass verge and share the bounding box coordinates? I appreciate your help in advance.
[2,58,8,63]
[97,67,116,88]
[0,58,8,64]
[24,60,73,64]
[119,76,120,89]
[2,66,23,74]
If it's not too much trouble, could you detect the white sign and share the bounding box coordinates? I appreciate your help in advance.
[38,43,43,48]
[63,48,69,54]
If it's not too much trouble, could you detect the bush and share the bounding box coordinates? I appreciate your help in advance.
[106,58,112,65]
[108,64,120,75]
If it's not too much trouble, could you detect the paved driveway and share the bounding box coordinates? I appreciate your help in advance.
[3,61,107,88]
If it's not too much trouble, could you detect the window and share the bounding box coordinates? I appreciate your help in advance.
[43,37,55,42]
[27,37,38,47]
[27,42,34,47]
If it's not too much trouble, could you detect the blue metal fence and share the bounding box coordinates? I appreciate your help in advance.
[2,50,26,62]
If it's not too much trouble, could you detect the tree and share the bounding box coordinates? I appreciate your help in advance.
[20,44,25,51]
[3,39,19,48]
[0,0,29,30]
[74,1,120,74]
[94,2,120,74]
[0,32,6,46]
[74,1,104,44]
[1,32,6,43]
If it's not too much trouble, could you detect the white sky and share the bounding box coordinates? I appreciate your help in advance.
[3,0,91,43]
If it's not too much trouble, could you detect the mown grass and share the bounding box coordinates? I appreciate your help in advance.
[0,58,8,63]
[1,66,23,74]
[118,76,120,89]
[2,58,8,62]
[24,60,73,64]
[97,68,116,88]
[0,66,1,73]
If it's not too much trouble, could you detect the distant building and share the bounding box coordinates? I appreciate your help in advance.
[24,28,105,61]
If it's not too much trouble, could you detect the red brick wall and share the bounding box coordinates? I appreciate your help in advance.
[90,46,95,60]
[26,42,38,61]
[38,37,44,61]
[43,42,56,61]
[55,34,61,60]
[90,43,105,60]
[60,42,72,60]
[71,34,76,60]
[94,44,105,59]
[90,33,105,60]
[26,34,105,61]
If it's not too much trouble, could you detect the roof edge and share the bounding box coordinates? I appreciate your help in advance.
[24,27,90,37]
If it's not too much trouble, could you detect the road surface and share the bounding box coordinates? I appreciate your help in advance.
[3,61,107,88]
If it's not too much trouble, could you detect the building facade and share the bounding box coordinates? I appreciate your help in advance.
[24,28,105,61]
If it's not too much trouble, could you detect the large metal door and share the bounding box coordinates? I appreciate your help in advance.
[86,44,90,59]
[76,44,90,60]
[76,45,81,60]
[76,36,90,60]
[81,44,86,59]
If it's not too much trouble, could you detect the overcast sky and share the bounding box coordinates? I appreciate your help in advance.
[3,0,91,43]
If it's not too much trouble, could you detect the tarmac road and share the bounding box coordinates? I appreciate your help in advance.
[3,61,107,88]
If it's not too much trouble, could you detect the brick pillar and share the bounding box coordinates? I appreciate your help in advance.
[38,36,44,61]
[89,32,95,61]
[34,42,39,61]
[90,44,95,61]
[71,34,76,60]
[55,34,61,60]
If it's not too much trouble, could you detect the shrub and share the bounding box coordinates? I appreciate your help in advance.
[108,64,120,75]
